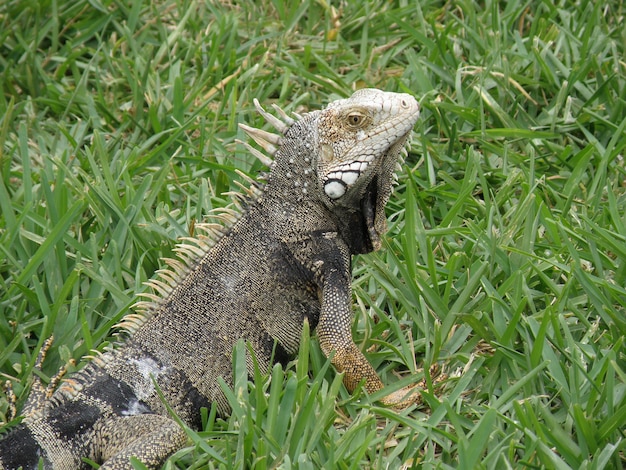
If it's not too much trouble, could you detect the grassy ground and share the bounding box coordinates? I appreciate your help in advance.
[1,0,625,468]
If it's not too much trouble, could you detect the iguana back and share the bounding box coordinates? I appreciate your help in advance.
[0,88,421,469]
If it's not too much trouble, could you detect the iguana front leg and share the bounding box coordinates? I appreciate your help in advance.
[311,233,422,408]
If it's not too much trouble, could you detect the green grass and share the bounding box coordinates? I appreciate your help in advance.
[1,0,625,468]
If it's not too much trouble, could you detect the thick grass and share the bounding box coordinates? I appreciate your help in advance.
[1,0,625,468]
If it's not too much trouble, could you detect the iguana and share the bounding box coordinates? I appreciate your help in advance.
[0,88,423,469]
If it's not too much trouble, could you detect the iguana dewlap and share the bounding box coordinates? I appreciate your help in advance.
[0,88,421,469]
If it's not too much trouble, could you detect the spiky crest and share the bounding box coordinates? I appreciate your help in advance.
[23,99,299,409]
[24,96,409,409]
[114,99,298,336]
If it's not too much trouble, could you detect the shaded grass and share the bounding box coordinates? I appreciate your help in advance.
[0,0,625,468]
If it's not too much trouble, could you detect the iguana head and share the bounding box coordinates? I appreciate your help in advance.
[240,89,420,252]
[314,89,420,250]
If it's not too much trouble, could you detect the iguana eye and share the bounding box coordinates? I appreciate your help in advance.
[346,112,367,127]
